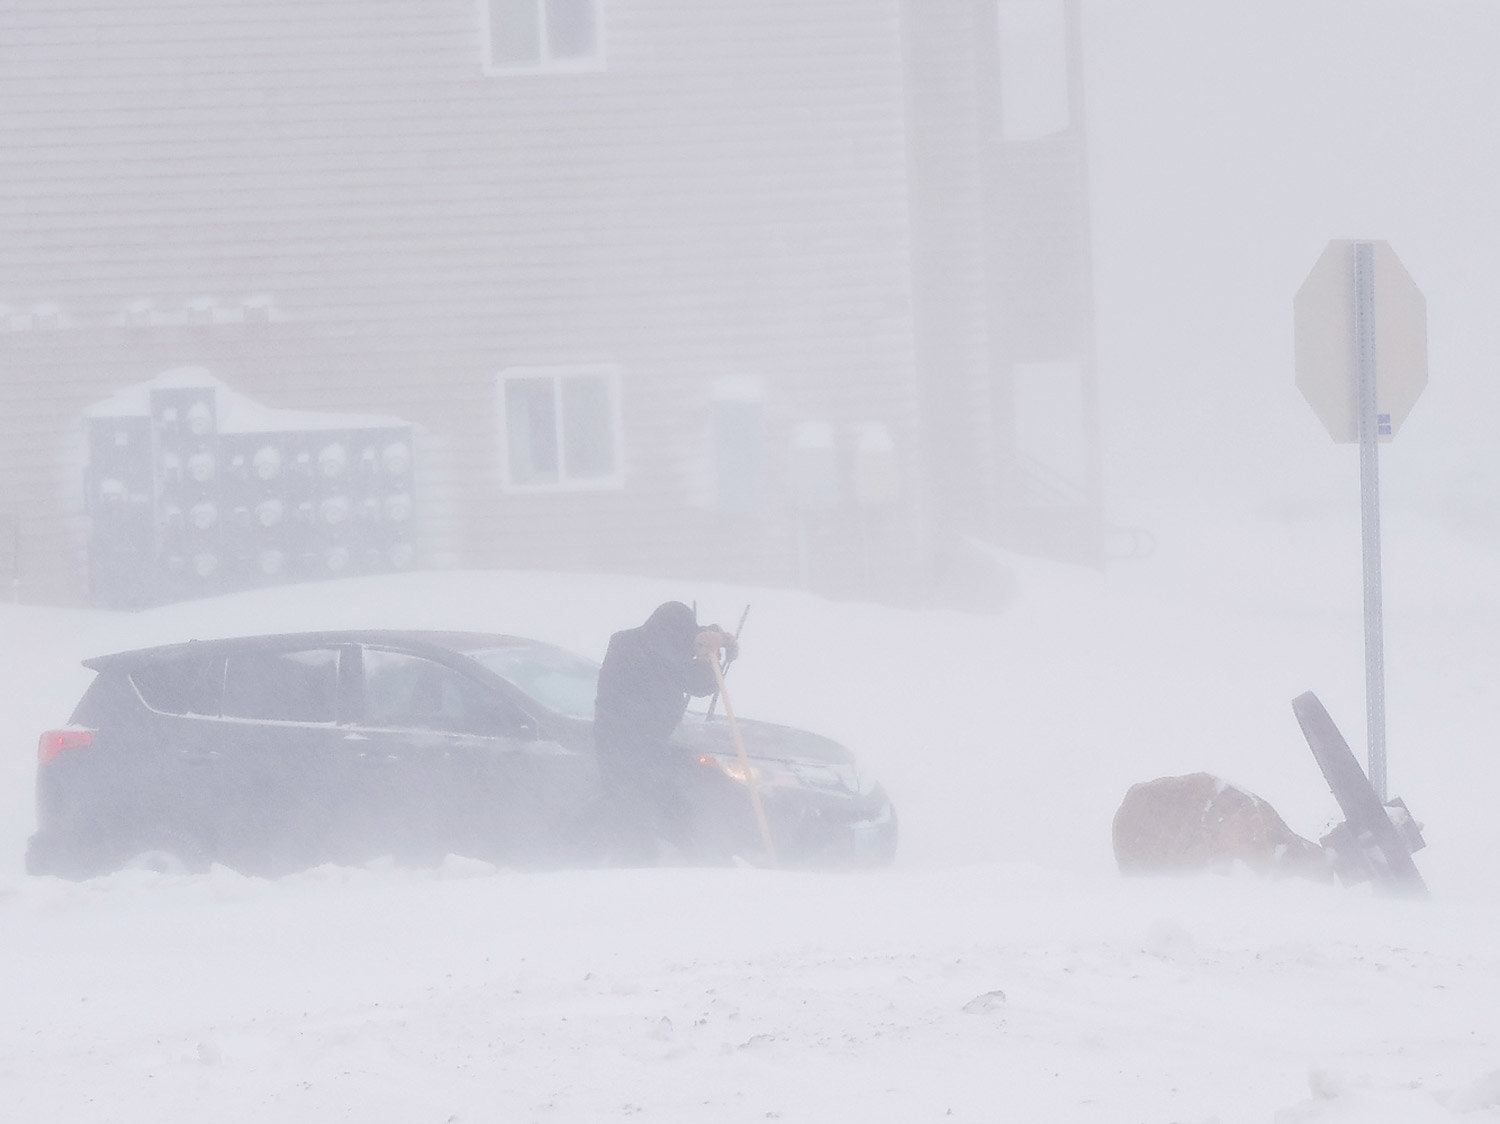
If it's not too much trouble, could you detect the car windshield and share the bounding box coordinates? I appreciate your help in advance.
[467,642,599,719]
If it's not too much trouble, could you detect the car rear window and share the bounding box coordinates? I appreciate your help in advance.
[222,648,341,723]
[130,656,223,716]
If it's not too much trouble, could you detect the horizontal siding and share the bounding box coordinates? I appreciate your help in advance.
[0,0,933,604]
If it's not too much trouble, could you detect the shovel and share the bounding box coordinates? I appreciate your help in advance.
[705,653,777,867]
[705,603,750,721]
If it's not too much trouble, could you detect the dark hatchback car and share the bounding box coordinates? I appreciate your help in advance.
[26,630,897,878]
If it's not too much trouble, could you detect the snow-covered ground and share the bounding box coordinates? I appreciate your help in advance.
[4,0,1497,1116]
[4,502,1499,1123]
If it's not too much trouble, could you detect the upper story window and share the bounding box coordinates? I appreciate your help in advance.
[484,0,604,74]
[498,365,623,491]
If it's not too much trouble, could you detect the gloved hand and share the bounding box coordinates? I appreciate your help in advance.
[695,626,739,662]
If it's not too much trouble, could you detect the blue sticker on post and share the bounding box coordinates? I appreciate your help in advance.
[1377,413,1392,437]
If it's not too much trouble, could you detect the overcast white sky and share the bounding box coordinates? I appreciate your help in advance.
[1080,1,1500,531]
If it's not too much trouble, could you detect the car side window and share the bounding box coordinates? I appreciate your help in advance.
[362,649,529,737]
[221,648,341,724]
[131,655,224,716]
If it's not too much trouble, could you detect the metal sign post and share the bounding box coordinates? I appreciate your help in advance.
[1353,242,1387,800]
[1295,239,1427,802]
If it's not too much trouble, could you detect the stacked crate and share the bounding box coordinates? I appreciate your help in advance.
[86,386,415,608]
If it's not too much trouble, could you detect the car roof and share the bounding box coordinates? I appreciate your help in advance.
[82,630,542,670]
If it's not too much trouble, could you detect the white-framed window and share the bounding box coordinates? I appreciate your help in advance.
[498,365,623,491]
[483,0,604,74]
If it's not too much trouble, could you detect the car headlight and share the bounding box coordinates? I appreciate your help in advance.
[698,754,766,786]
[697,754,871,795]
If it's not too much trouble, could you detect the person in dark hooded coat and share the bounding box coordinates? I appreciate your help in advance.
[593,601,738,864]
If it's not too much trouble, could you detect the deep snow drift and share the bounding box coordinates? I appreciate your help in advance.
[3,503,1499,1123]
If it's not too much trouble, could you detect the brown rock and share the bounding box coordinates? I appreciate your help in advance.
[1112,772,1330,880]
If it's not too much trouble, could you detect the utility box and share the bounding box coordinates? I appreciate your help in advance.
[852,422,899,508]
[790,421,839,511]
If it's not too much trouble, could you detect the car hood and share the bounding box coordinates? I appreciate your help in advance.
[670,712,856,766]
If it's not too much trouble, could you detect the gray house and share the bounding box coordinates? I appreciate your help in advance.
[0,0,1101,607]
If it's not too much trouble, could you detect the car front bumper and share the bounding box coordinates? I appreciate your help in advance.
[687,771,898,868]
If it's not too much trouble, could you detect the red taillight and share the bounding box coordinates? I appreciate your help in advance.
[38,729,94,764]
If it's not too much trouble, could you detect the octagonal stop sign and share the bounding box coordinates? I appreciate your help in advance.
[1294,240,1428,443]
